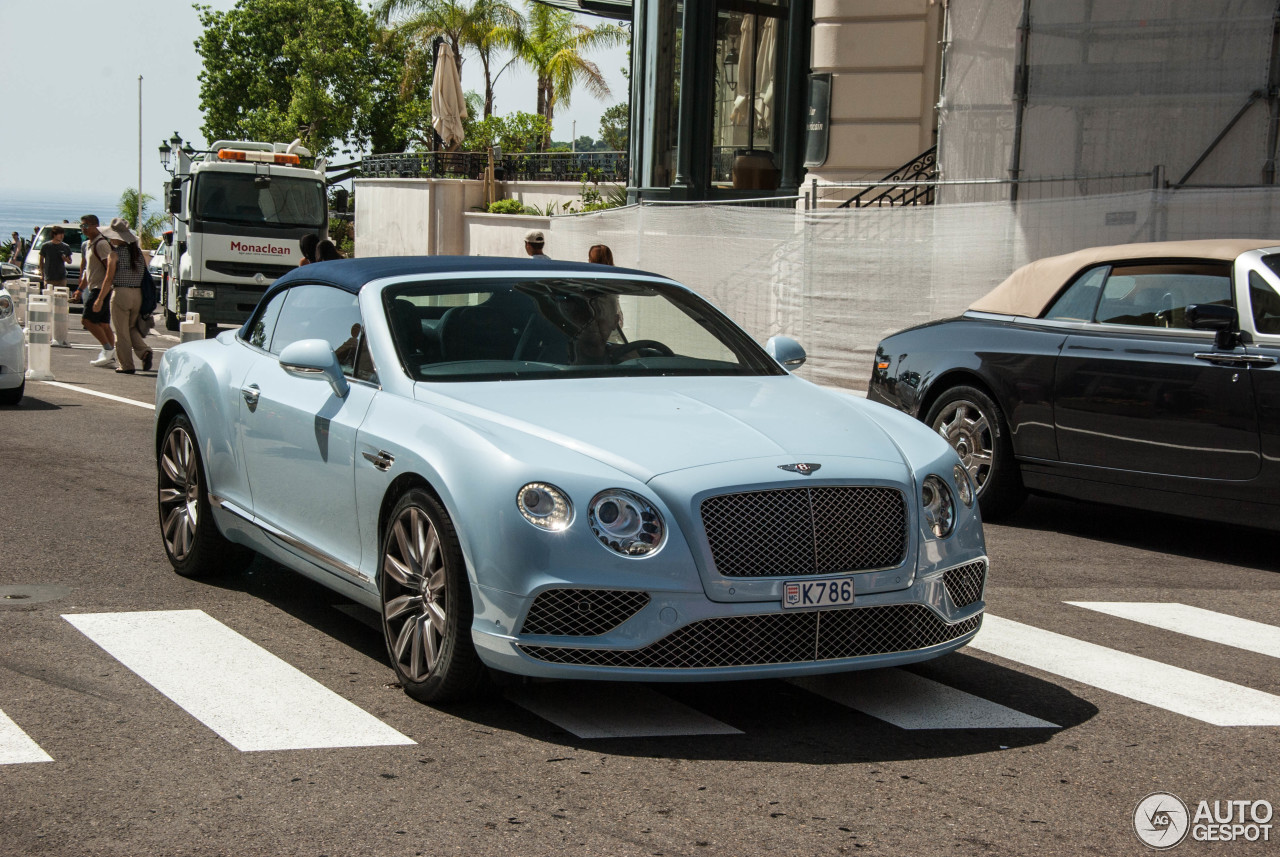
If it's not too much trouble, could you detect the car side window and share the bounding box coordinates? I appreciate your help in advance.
[270,285,369,381]
[1249,270,1280,335]
[245,289,288,351]
[1043,266,1108,321]
[1093,263,1232,329]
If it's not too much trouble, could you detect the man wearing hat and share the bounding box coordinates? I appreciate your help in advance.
[524,229,549,259]
[98,217,154,374]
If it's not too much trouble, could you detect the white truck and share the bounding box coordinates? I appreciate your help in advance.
[163,140,328,332]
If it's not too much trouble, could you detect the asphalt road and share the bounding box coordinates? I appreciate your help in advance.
[2,326,1278,856]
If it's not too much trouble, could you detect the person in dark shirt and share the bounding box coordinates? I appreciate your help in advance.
[38,227,73,290]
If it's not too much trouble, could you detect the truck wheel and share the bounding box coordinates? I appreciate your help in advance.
[165,308,180,331]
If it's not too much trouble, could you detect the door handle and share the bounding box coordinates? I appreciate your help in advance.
[1194,352,1278,365]
[362,449,395,471]
[241,384,261,411]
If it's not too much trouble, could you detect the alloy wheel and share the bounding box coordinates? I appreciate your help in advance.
[158,426,200,561]
[932,400,994,494]
[382,506,449,683]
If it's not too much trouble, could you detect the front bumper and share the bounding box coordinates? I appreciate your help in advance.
[186,281,270,326]
[0,322,25,387]
[470,558,986,681]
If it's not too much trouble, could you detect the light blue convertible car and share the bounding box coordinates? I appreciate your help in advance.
[155,257,988,703]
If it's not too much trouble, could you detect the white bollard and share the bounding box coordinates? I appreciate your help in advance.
[51,286,71,347]
[10,279,28,326]
[25,295,54,380]
[179,311,205,343]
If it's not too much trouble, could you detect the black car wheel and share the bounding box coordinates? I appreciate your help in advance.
[157,414,249,577]
[925,385,1025,519]
[0,380,23,406]
[379,489,486,704]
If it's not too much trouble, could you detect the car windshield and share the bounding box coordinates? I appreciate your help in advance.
[34,227,83,253]
[384,277,784,382]
[193,172,326,228]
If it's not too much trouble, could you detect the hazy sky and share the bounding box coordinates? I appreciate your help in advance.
[0,0,628,200]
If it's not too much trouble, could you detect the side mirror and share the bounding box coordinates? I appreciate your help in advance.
[168,184,182,216]
[278,338,349,399]
[765,335,807,369]
[1187,303,1241,349]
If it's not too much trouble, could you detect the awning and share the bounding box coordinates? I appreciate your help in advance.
[533,0,632,21]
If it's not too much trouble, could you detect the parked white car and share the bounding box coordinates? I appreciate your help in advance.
[0,284,26,405]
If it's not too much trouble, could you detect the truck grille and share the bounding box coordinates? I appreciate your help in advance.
[942,561,987,608]
[700,487,907,577]
[519,604,980,669]
[520,589,650,636]
[205,261,294,279]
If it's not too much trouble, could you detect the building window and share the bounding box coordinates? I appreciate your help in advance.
[713,0,787,185]
[646,0,683,188]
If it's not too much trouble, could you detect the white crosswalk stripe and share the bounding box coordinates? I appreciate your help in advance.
[791,669,1059,729]
[64,610,415,752]
[971,614,1280,726]
[507,684,743,739]
[1066,602,1280,660]
[0,708,53,765]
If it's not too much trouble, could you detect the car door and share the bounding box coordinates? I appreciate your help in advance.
[1052,261,1261,481]
[239,283,378,578]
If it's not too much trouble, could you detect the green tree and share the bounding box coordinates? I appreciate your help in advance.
[510,1,626,147]
[375,0,520,119]
[598,102,628,152]
[461,111,550,153]
[118,189,167,250]
[195,0,414,157]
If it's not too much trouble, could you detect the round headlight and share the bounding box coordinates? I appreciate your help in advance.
[953,463,974,507]
[517,482,572,531]
[589,489,665,557]
[0,295,12,320]
[922,474,956,538]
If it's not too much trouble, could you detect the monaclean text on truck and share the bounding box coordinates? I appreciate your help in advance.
[161,139,328,333]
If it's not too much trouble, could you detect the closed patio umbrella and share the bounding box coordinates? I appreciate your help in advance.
[431,42,468,152]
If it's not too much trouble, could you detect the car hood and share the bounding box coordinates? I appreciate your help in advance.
[414,376,907,483]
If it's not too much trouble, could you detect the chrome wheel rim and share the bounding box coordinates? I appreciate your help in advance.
[933,401,994,494]
[158,427,200,560]
[382,506,448,683]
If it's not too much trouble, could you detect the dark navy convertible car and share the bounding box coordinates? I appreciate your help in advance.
[869,239,1280,529]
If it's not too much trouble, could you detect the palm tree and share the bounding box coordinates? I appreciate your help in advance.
[118,188,167,250]
[510,2,627,147]
[374,0,520,118]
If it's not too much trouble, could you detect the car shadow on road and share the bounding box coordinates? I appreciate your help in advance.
[3,394,63,411]
[205,554,1095,765]
[995,495,1280,573]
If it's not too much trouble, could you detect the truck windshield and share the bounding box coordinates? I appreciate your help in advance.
[193,173,326,228]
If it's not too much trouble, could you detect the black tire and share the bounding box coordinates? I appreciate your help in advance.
[157,414,249,577]
[924,385,1025,520]
[0,380,23,406]
[164,308,180,331]
[379,489,487,704]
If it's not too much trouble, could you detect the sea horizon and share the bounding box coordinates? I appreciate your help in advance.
[2,188,145,246]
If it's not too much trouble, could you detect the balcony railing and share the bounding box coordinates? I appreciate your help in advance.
[361,150,629,183]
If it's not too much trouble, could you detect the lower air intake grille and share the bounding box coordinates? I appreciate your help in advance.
[520,589,650,637]
[942,561,987,608]
[519,604,981,669]
[701,487,908,577]
[205,260,294,279]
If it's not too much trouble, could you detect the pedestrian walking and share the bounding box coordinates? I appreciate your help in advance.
[315,238,344,261]
[98,217,153,375]
[298,233,319,266]
[6,231,24,264]
[524,230,550,259]
[38,226,72,291]
[77,215,116,367]
[587,244,614,265]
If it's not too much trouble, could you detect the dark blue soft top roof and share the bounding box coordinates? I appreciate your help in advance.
[265,255,665,299]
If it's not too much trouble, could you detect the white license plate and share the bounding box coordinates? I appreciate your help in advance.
[782,579,856,609]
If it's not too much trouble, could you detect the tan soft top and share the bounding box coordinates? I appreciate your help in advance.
[969,239,1280,317]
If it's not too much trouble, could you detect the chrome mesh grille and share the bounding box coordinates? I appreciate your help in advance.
[942,561,987,608]
[519,605,980,669]
[700,487,907,577]
[520,589,650,636]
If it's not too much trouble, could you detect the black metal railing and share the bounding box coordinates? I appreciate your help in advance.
[838,146,937,209]
[361,150,629,183]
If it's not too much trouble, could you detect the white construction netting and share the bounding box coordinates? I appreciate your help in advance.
[550,188,1280,390]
